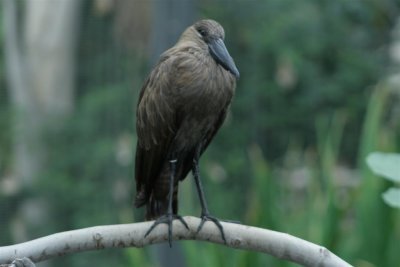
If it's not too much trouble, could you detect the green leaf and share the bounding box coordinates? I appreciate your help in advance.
[366,152,400,182]
[382,188,400,208]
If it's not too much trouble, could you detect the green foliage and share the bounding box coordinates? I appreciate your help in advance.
[367,152,400,183]
[205,0,395,162]
[367,152,400,208]
[382,188,400,208]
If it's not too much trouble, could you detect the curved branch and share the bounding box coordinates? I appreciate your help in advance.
[0,216,352,267]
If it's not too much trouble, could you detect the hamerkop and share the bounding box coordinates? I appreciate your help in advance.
[135,19,239,246]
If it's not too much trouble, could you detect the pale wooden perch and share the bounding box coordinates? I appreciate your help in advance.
[0,216,352,267]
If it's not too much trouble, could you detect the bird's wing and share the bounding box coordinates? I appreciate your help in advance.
[202,105,230,152]
[134,53,182,207]
[177,104,231,182]
[136,60,176,150]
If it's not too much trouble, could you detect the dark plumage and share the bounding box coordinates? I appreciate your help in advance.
[134,19,239,245]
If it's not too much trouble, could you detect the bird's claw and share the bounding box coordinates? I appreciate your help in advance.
[10,258,36,267]
[197,214,227,244]
[144,214,189,247]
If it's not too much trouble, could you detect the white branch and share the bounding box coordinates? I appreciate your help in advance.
[0,216,352,267]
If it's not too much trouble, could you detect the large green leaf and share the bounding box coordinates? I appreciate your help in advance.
[382,188,400,208]
[366,152,400,183]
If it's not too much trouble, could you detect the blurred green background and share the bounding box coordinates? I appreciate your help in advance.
[1,0,400,266]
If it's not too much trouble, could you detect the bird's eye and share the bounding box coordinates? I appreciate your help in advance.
[197,28,206,37]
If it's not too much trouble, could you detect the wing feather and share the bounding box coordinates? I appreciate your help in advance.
[135,55,177,207]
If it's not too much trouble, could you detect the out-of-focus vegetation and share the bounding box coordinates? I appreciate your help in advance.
[367,152,400,208]
[1,0,400,267]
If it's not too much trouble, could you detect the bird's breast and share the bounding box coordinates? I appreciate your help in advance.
[158,52,236,153]
[177,58,235,109]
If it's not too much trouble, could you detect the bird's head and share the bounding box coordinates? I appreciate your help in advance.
[191,20,240,79]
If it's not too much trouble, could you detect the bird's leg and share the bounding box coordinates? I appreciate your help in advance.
[144,159,188,247]
[192,147,227,244]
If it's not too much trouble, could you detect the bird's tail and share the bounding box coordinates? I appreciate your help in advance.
[145,188,179,220]
[134,189,147,208]
[145,195,168,220]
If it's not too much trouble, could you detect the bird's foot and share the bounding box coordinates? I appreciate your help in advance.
[10,258,36,267]
[144,213,189,247]
[197,213,227,244]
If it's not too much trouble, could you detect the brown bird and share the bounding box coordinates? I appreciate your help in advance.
[134,19,239,246]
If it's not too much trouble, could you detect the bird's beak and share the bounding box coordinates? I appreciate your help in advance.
[209,38,240,79]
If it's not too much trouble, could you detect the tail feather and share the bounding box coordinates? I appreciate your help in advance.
[146,195,168,220]
[134,189,147,208]
[144,188,178,220]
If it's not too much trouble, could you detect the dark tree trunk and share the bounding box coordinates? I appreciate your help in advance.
[3,0,81,257]
[150,0,196,65]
